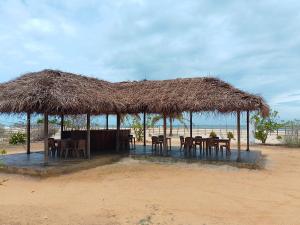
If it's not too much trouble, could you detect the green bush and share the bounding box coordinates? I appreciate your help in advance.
[227,131,234,140]
[276,135,282,140]
[209,131,217,138]
[0,149,6,154]
[9,132,26,145]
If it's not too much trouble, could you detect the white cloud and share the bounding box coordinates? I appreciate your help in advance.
[0,0,300,119]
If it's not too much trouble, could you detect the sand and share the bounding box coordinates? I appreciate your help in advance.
[1,145,300,225]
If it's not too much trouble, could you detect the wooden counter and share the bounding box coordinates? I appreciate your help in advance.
[61,129,131,153]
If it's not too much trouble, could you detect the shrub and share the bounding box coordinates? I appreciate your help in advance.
[9,132,26,145]
[209,131,217,138]
[251,110,282,144]
[276,135,282,140]
[0,149,6,155]
[227,131,234,140]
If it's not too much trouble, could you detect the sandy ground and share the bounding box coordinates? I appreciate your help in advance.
[1,144,300,225]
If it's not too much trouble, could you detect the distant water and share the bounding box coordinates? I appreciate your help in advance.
[0,113,249,128]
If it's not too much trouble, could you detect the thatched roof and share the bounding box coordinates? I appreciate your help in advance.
[0,69,124,115]
[114,77,269,116]
[0,69,269,116]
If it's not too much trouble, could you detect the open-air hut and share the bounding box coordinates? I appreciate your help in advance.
[114,77,269,155]
[0,69,269,163]
[0,69,125,163]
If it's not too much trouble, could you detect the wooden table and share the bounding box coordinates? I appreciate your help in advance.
[196,138,230,151]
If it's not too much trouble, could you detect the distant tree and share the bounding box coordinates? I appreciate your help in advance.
[251,110,282,144]
[122,114,154,142]
[151,113,187,136]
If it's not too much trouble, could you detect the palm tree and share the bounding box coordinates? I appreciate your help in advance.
[151,113,187,136]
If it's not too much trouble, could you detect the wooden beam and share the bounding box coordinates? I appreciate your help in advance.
[163,114,167,153]
[44,113,49,165]
[143,112,146,146]
[60,114,64,138]
[26,112,30,154]
[190,112,193,138]
[87,113,91,159]
[116,114,120,152]
[246,110,250,151]
[237,111,241,161]
[106,114,109,130]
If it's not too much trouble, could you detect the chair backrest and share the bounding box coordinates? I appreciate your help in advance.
[158,135,164,141]
[194,136,202,144]
[152,136,159,143]
[77,139,86,150]
[185,137,193,146]
[48,138,55,148]
[60,139,69,149]
[179,136,184,144]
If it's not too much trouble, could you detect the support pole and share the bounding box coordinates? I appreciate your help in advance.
[44,113,49,165]
[246,110,250,151]
[190,112,193,138]
[237,111,241,161]
[60,114,64,139]
[87,113,91,159]
[163,114,167,153]
[26,112,31,154]
[116,114,120,152]
[106,114,109,130]
[143,112,146,146]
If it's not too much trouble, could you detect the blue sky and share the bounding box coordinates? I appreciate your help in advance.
[0,0,299,123]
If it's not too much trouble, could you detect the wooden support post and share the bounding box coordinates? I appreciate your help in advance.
[143,112,146,146]
[60,114,64,138]
[246,110,250,151]
[237,111,241,161]
[116,114,120,152]
[106,114,109,130]
[163,114,167,153]
[87,113,91,159]
[190,112,193,138]
[26,112,31,154]
[44,113,49,165]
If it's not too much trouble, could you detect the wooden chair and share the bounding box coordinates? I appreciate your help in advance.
[60,139,75,159]
[48,138,56,157]
[179,136,185,151]
[194,136,203,153]
[220,140,231,154]
[206,137,219,152]
[75,139,86,158]
[184,137,195,153]
[128,135,136,150]
[151,136,163,153]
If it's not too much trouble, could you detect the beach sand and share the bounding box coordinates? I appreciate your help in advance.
[1,144,300,225]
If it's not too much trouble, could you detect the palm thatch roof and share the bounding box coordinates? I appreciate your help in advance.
[0,69,124,115]
[115,77,269,116]
[0,69,269,116]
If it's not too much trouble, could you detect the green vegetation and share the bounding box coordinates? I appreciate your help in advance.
[9,132,26,145]
[0,149,7,154]
[123,114,154,142]
[150,113,187,136]
[227,131,234,140]
[209,131,217,138]
[251,110,282,144]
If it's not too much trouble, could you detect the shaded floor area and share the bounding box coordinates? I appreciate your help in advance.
[0,152,123,176]
[130,145,264,169]
[0,144,264,176]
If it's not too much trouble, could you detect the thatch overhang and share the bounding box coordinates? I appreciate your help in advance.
[0,69,269,117]
[114,77,269,116]
[0,69,125,115]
